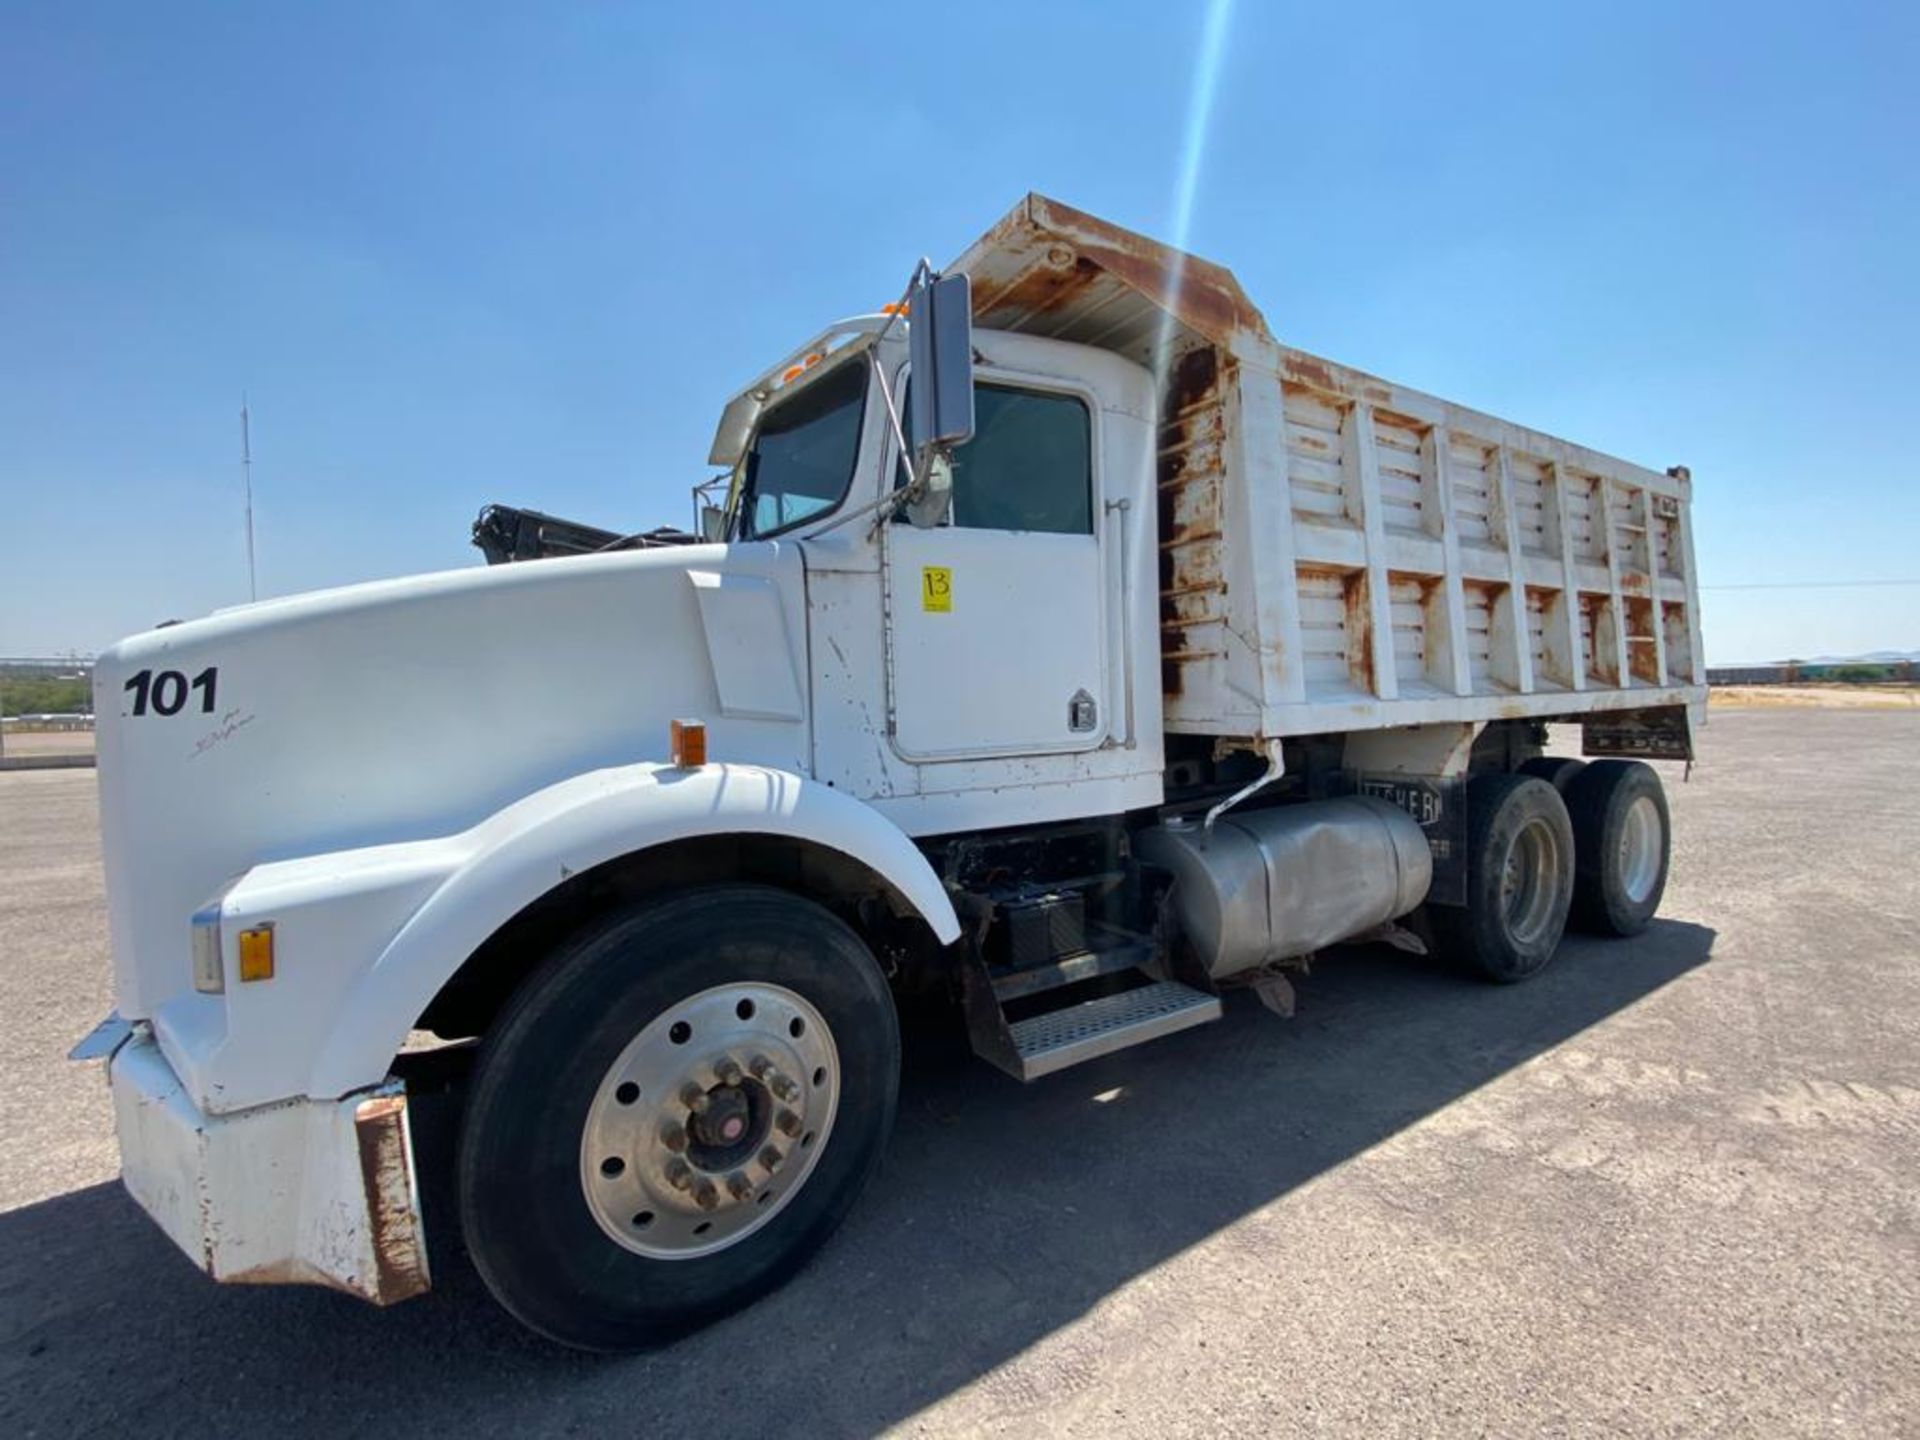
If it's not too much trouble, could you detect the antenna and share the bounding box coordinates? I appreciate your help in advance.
[240,396,257,601]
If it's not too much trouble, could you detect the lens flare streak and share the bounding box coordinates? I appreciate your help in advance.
[1154,0,1236,383]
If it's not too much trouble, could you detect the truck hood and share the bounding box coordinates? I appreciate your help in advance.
[95,542,812,1019]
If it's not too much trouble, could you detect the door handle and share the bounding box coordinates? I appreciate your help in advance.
[1069,690,1098,733]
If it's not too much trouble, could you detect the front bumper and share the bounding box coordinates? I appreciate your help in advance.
[100,1024,430,1305]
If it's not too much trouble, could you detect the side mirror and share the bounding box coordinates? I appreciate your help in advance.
[908,272,974,456]
[904,270,972,530]
[699,503,727,542]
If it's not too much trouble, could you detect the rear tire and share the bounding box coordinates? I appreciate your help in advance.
[1566,760,1670,936]
[1519,755,1586,794]
[458,884,899,1352]
[1431,774,1575,983]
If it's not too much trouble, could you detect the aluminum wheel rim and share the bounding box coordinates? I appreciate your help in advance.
[580,982,839,1260]
[1500,817,1562,948]
[1617,794,1663,905]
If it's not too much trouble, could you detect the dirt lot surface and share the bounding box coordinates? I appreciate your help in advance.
[2,710,1916,1437]
[0,730,95,760]
[1710,684,1919,709]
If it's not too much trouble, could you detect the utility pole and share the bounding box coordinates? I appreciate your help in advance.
[241,397,258,602]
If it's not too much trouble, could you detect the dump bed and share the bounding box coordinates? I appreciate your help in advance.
[956,194,1707,742]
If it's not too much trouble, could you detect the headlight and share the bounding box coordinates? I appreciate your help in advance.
[191,901,225,994]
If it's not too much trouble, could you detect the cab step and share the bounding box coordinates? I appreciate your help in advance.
[988,934,1155,1001]
[1005,980,1221,1080]
[962,937,1222,1081]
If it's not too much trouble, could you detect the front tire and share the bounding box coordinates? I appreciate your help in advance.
[1566,760,1671,936]
[458,884,899,1352]
[1432,773,1575,983]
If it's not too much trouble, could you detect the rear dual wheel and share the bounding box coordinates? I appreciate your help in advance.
[1519,755,1586,794]
[1433,773,1575,982]
[1566,759,1670,937]
[1435,759,1672,981]
[1520,755,1672,935]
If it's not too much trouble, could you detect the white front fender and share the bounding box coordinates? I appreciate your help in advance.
[298,762,959,1100]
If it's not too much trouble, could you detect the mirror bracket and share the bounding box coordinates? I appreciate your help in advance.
[903,452,953,529]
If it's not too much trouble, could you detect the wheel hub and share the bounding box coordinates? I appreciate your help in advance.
[687,1082,752,1152]
[1617,793,1663,904]
[685,1075,768,1170]
[1500,816,1562,947]
[579,983,839,1260]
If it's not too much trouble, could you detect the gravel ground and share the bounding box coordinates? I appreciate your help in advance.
[2,709,1916,1437]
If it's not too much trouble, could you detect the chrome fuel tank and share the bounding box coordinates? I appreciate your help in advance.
[1137,797,1431,978]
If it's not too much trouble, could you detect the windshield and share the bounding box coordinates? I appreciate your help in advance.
[735,358,867,539]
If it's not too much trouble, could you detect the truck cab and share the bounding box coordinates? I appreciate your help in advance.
[710,316,1165,829]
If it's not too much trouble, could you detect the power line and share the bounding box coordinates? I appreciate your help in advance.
[1700,578,1920,592]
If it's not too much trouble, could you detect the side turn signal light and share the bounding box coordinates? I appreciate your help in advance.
[237,924,275,983]
[670,719,707,768]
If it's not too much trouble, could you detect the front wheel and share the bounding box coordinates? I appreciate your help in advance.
[1431,773,1575,983]
[458,885,899,1351]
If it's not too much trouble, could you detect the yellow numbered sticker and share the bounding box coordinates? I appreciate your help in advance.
[921,565,953,613]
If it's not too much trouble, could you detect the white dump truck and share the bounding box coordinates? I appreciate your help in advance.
[73,195,1705,1350]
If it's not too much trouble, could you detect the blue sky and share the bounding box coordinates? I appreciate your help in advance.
[3,2,1915,663]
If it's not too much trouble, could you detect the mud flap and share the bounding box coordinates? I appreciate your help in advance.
[1582,705,1694,762]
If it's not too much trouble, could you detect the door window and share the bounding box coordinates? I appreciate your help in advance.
[905,382,1093,535]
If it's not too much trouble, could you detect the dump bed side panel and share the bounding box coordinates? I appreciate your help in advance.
[1161,344,1706,739]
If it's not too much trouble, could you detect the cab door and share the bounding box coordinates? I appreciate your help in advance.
[884,377,1109,760]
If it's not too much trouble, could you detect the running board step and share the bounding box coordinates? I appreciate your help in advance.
[1004,981,1222,1081]
[989,937,1154,1001]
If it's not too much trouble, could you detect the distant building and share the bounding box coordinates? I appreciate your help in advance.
[1708,665,1794,685]
[1708,660,1915,685]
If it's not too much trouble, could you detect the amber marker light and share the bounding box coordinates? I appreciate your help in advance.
[670,719,708,768]
[237,923,276,983]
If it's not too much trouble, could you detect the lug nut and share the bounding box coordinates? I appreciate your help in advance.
[775,1108,802,1138]
[665,1159,693,1192]
[726,1171,754,1201]
[659,1122,688,1153]
[693,1179,720,1211]
[753,1054,798,1099]
[759,1145,783,1174]
[680,1082,711,1115]
[714,1057,744,1087]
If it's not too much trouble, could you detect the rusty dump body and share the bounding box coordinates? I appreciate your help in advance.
[953,194,1707,742]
